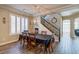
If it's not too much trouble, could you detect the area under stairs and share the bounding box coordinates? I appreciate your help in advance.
[41,15,61,42]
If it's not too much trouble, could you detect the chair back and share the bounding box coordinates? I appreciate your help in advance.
[29,34,36,46]
[35,28,39,34]
[29,34,35,41]
[41,31,47,35]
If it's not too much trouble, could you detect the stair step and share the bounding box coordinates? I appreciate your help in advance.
[41,16,60,41]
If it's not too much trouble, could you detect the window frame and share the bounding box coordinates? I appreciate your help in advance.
[10,14,28,35]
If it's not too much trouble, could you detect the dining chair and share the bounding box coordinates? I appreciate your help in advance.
[27,34,36,50]
[36,41,52,54]
[20,32,28,48]
[19,34,23,46]
[35,43,45,54]
[35,28,39,34]
[46,39,54,53]
[35,40,53,54]
[41,31,47,35]
[23,35,28,47]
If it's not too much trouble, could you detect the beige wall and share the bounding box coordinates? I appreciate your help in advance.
[28,16,35,33]
[27,16,53,35]
[62,12,79,37]
[25,15,52,35]
[0,8,18,46]
[33,16,53,35]
[0,8,31,46]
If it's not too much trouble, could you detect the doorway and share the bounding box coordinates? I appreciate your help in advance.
[63,20,70,37]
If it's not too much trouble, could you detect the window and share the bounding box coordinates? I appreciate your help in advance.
[11,15,16,34]
[21,17,25,32]
[63,20,70,36]
[74,18,79,29]
[16,16,21,33]
[25,18,28,30]
[10,15,28,35]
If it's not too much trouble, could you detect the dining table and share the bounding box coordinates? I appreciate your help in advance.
[19,32,54,53]
[35,34,54,53]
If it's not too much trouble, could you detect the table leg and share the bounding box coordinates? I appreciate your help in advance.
[44,45,47,54]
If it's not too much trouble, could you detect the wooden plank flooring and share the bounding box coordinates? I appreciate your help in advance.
[0,36,79,54]
[53,36,79,54]
[0,42,35,54]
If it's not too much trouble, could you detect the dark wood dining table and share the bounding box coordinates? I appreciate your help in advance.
[35,34,52,45]
[35,34,54,53]
[19,33,54,53]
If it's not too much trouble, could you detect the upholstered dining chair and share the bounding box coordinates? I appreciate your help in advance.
[41,31,47,35]
[27,34,36,50]
[19,31,28,48]
[35,28,39,34]
[46,39,53,53]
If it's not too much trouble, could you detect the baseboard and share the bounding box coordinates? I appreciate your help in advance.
[0,39,18,46]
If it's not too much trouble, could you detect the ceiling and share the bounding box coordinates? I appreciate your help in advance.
[5,4,72,16]
[0,4,78,16]
[60,5,79,16]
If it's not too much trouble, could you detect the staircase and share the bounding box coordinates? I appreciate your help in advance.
[41,15,60,41]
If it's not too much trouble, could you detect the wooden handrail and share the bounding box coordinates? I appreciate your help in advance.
[41,17,59,31]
